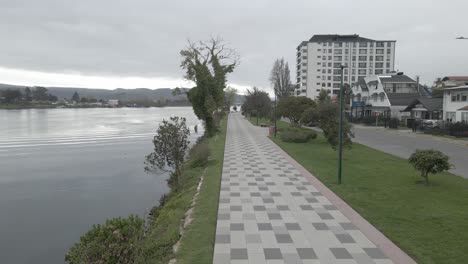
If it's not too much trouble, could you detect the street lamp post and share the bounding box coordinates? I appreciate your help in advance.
[274,90,277,137]
[338,65,346,185]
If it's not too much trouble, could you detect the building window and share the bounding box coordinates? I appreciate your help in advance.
[376,49,384,54]
[446,112,456,122]
[328,83,331,87]
[352,56,356,61]
[302,63,307,66]
[359,42,368,47]
[352,76,356,81]
[303,76,307,79]
[328,62,332,67]
[359,56,367,61]
[322,69,326,73]
[328,49,332,53]
[375,62,384,68]
[352,49,356,55]
[386,56,391,61]
[328,56,332,60]
[317,56,321,58]
[353,42,357,48]
[376,42,384,47]
[317,49,321,51]
[345,49,349,54]
[358,69,366,75]
[317,62,321,65]
[322,62,326,67]
[302,82,306,86]
[387,49,391,54]
[387,42,392,46]
[369,62,373,67]
[334,42,343,47]
[334,49,343,54]
[316,82,321,85]
[334,56,342,61]
[462,112,468,122]
[317,69,321,72]
[327,76,331,80]
[333,76,341,81]
[322,83,326,87]
[344,76,348,81]
[333,63,342,68]
[302,70,307,73]
[358,63,367,68]
[369,69,373,75]
[376,56,384,61]
[359,49,367,54]
[375,69,383,74]
[333,69,341,74]
[352,69,356,74]
[369,56,373,61]
[462,95,467,101]
[386,62,391,68]
[317,76,321,79]
[370,42,374,47]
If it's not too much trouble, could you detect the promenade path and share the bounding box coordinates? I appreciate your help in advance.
[213,113,414,264]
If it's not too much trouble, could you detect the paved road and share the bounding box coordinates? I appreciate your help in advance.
[352,125,468,178]
[213,113,408,263]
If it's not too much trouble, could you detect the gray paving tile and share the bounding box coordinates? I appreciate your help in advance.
[317,212,334,220]
[264,248,283,259]
[275,234,293,243]
[258,223,273,231]
[312,223,329,230]
[364,248,387,259]
[330,248,353,259]
[254,205,267,211]
[340,222,358,230]
[230,223,245,231]
[335,233,356,243]
[296,248,317,259]
[216,234,230,244]
[231,248,248,260]
[285,223,301,231]
[277,205,290,211]
[268,213,282,220]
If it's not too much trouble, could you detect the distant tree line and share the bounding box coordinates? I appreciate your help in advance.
[0,86,57,104]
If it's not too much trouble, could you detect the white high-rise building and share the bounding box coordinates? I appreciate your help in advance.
[295,34,396,99]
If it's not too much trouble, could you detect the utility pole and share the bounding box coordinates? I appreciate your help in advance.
[338,65,345,185]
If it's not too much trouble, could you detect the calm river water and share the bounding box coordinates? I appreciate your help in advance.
[0,107,201,264]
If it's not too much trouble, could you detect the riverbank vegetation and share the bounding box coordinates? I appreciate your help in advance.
[270,122,468,264]
[65,116,227,263]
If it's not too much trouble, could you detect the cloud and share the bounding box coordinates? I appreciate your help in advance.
[0,0,467,88]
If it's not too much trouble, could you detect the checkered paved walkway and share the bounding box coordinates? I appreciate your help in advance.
[213,113,393,264]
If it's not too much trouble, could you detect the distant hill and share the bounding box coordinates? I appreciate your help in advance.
[0,83,189,102]
[0,83,246,105]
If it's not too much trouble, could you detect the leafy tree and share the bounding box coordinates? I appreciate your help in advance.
[71,91,80,102]
[180,37,238,137]
[32,86,49,101]
[24,87,32,102]
[277,96,315,126]
[242,87,272,121]
[1,89,23,103]
[408,149,451,185]
[224,86,238,109]
[48,94,58,102]
[269,58,293,98]
[145,116,190,190]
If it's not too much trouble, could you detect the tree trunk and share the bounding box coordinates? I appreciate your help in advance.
[423,171,429,186]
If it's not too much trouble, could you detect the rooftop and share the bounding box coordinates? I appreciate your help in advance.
[379,74,416,83]
[402,98,443,112]
[305,34,396,43]
[442,76,468,81]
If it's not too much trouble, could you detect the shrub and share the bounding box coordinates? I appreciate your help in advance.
[189,140,211,168]
[280,129,317,143]
[408,149,451,185]
[449,122,468,137]
[65,215,144,264]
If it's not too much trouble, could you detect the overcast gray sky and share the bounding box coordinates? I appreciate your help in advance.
[0,0,467,93]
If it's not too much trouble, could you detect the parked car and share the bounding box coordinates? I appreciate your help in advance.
[422,119,442,129]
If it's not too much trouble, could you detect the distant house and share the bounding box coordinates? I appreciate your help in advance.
[350,73,429,120]
[439,76,468,88]
[108,99,119,107]
[402,98,443,120]
[443,85,468,122]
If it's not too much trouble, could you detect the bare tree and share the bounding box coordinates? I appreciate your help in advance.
[269,58,293,98]
[180,37,239,136]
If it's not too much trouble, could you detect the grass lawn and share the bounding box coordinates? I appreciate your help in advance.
[176,116,228,263]
[247,116,273,127]
[271,122,468,264]
[136,117,227,264]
